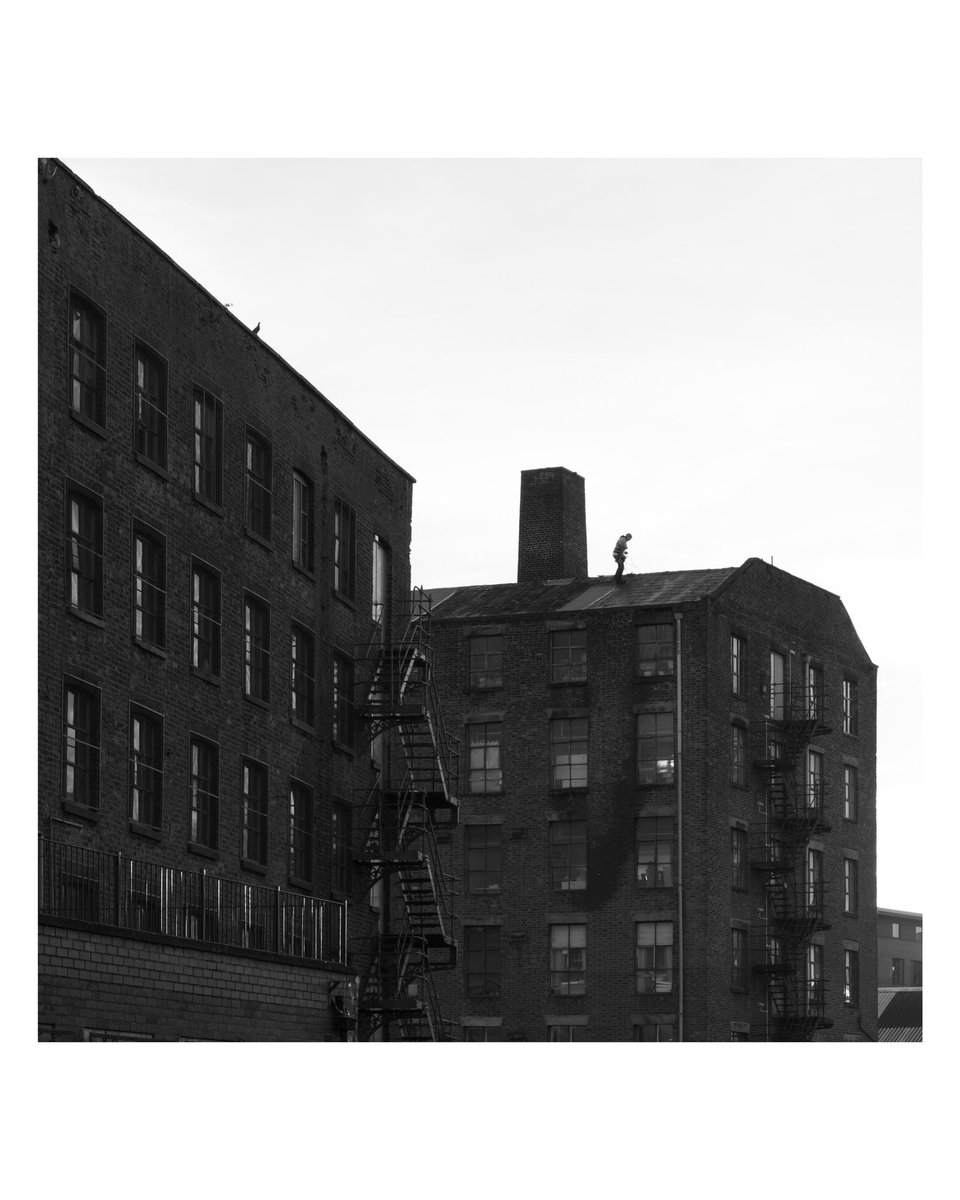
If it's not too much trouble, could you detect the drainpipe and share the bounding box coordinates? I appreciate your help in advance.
[675,612,684,1043]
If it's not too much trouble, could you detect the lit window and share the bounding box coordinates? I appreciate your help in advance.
[289,780,314,883]
[134,343,167,468]
[550,924,587,995]
[551,718,587,790]
[731,826,747,889]
[243,593,271,703]
[192,386,223,506]
[636,921,674,993]
[69,293,106,426]
[843,764,858,821]
[469,635,503,688]
[133,526,166,649]
[333,499,356,599]
[291,624,315,726]
[843,857,859,916]
[730,634,744,696]
[189,737,219,850]
[465,824,503,894]
[550,628,587,683]
[372,535,389,629]
[292,471,314,572]
[191,561,221,677]
[465,926,501,997]
[66,486,103,618]
[130,707,163,827]
[63,678,100,809]
[241,759,268,867]
[244,429,273,541]
[636,623,674,677]
[333,653,355,748]
[730,723,748,786]
[469,723,503,793]
[844,948,860,1006]
[549,820,587,891]
[842,677,859,735]
[636,713,675,785]
[636,816,673,887]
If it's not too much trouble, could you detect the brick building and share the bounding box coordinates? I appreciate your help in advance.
[877,907,922,1040]
[38,159,457,1040]
[426,467,879,1041]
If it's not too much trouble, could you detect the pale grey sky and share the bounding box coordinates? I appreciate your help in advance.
[70,157,922,910]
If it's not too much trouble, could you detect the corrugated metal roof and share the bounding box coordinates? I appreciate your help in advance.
[878,988,923,1028]
[878,1027,923,1042]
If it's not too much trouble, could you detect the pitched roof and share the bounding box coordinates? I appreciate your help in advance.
[877,988,923,1039]
[427,567,741,621]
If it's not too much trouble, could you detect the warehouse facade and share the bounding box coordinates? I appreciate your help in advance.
[426,467,879,1041]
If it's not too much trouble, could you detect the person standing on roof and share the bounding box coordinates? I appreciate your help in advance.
[613,532,632,583]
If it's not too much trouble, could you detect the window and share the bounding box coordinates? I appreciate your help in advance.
[244,429,272,541]
[243,593,270,703]
[465,926,501,997]
[550,629,587,683]
[891,957,904,985]
[843,764,858,821]
[549,820,587,891]
[66,486,103,618]
[133,525,166,649]
[636,921,674,993]
[63,679,100,809]
[191,561,221,677]
[842,677,859,735]
[550,1025,587,1042]
[333,653,355,748]
[469,722,503,793]
[911,960,923,987]
[289,780,314,883]
[549,718,587,790]
[372,535,389,630]
[193,385,223,506]
[241,759,268,867]
[636,713,675,785]
[465,824,503,894]
[806,847,824,913]
[769,651,785,720]
[69,293,105,426]
[806,749,823,810]
[844,948,860,1006]
[464,1026,492,1043]
[636,623,674,677]
[728,826,749,890]
[731,927,747,989]
[130,707,163,827]
[550,924,586,995]
[806,662,824,721]
[331,802,353,894]
[891,921,900,938]
[189,737,219,850]
[730,634,744,696]
[469,635,504,688]
[843,857,859,916]
[636,816,673,887]
[134,343,167,468]
[637,1022,677,1043]
[291,624,315,726]
[730,722,748,786]
[333,498,356,599]
[292,471,314,572]
[730,1027,750,1043]
[807,943,824,1011]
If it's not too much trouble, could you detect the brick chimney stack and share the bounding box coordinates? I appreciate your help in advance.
[517,467,588,583]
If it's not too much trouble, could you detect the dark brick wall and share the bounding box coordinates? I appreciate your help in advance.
[517,467,587,582]
[38,161,408,1034]
[427,557,878,1041]
[39,922,354,1041]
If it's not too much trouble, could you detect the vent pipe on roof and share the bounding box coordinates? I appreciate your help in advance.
[517,467,588,583]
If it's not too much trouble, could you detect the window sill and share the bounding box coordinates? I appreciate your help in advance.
[69,408,107,438]
[635,674,676,684]
[244,528,273,552]
[333,590,357,613]
[67,606,105,629]
[62,800,99,822]
[129,820,163,841]
[243,693,271,711]
[187,841,218,860]
[191,666,222,686]
[549,787,588,796]
[134,451,170,481]
[332,739,357,757]
[240,858,268,876]
[193,492,224,519]
[291,716,316,736]
[288,875,314,892]
[291,560,316,583]
[134,638,167,660]
[549,679,588,687]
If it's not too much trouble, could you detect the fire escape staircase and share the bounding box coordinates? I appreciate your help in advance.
[749,681,832,1041]
[354,589,460,1041]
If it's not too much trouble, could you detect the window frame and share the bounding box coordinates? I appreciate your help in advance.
[468,721,504,794]
[465,823,503,895]
[333,498,357,600]
[291,623,316,728]
[806,661,824,721]
[331,801,353,895]
[550,717,588,791]
[549,820,587,892]
[731,825,747,890]
[63,676,101,812]
[129,705,163,829]
[464,925,502,998]
[636,712,675,786]
[550,628,587,684]
[65,482,104,621]
[730,633,745,696]
[240,757,269,869]
[242,591,271,705]
[133,340,168,472]
[68,291,106,429]
[731,926,748,990]
[843,764,858,822]
[550,923,587,996]
[192,385,224,510]
[191,559,222,680]
[292,470,314,574]
[730,721,748,786]
[636,622,675,678]
[469,634,504,689]
[332,652,356,750]
[636,815,673,888]
[189,735,220,852]
[244,427,273,545]
[636,920,674,994]
[844,948,860,1007]
[842,676,859,736]
[843,856,859,916]
[289,778,315,886]
[132,521,166,652]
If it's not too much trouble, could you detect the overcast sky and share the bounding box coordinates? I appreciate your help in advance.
[69,157,921,911]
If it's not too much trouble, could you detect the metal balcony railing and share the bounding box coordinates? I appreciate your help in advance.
[38,836,347,965]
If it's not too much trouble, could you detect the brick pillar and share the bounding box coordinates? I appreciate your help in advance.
[517,467,588,583]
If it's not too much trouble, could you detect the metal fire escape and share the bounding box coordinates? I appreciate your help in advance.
[749,678,832,1041]
[354,588,460,1041]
